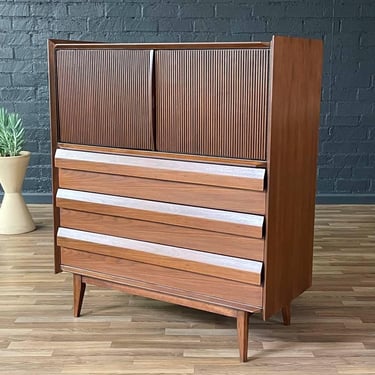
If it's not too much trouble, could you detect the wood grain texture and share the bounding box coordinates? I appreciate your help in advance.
[57,228,263,285]
[56,49,154,150]
[58,168,266,215]
[1,204,375,374]
[156,49,269,160]
[56,189,265,239]
[55,149,266,191]
[263,36,324,319]
[60,208,265,261]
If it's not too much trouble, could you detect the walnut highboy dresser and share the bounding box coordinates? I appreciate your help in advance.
[48,36,323,362]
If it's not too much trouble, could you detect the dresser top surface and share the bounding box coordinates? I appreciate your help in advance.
[49,39,271,50]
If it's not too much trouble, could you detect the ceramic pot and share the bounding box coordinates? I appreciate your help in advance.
[0,151,35,234]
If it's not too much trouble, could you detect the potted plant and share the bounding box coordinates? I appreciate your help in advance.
[0,107,35,234]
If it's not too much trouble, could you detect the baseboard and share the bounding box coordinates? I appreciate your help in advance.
[316,194,375,204]
[1,193,375,205]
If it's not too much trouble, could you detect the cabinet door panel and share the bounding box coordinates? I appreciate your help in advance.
[155,49,269,160]
[56,49,154,150]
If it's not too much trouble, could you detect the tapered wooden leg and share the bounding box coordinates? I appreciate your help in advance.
[236,311,250,362]
[281,304,291,326]
[73,274,86,318]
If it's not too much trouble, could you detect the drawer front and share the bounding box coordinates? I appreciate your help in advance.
[59,168,266,215]
[57,228,263,286]
[57,188,264,239]
[61,247,263,309]
[60,209,264,261]
[55,149,266,192]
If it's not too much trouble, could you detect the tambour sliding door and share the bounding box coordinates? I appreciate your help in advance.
[55,49,155,150]
[155,48,269,160]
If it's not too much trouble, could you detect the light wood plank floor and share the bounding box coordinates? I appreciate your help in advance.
[0,205,374,374]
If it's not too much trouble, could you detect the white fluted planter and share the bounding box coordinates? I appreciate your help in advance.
[0,151,35,234]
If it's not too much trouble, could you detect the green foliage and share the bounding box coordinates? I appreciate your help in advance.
[0,107,25,157]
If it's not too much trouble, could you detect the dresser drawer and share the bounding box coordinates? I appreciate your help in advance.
[55,149,266,191]
[60,208,264,261]
[61,247,263,309]
[58,168,266,215]
[57,228,263,286]
[57,189,264,239]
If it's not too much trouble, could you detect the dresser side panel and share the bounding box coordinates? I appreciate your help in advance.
[264,36,323,319]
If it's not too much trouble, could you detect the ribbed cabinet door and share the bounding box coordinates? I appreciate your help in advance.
[155,49,269,160]
[56,49,154,150]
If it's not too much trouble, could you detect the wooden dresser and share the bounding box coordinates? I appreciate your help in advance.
[48,36,323,362]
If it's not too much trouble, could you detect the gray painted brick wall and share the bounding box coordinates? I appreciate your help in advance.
[0,0,374,203]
